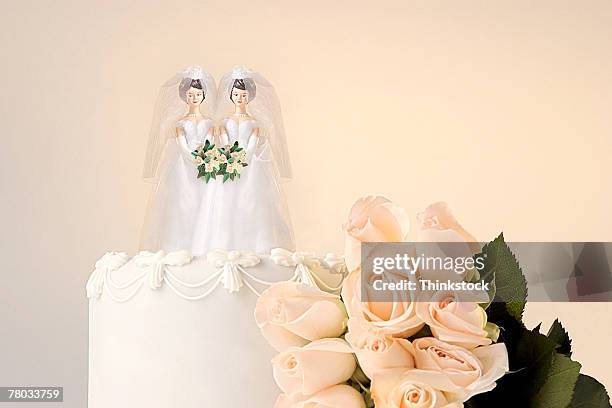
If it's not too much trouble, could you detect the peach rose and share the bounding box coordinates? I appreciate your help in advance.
[255,282,348,351]
[416,291,491,349]
[343,196,411,272]
[345,318,415,379]
[416,202,481,283]
[272,338,357,396]
[274,385,366,408]
[342,266,424,337]
[371,368,462,408]
[413,337,508,401]
[417,202,480,253]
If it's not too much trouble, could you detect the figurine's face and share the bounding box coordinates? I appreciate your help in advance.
[231,87,249,107]
[186,87,204,106]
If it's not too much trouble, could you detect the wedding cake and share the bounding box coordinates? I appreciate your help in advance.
[87,249,344,407]
[86,66,345,407]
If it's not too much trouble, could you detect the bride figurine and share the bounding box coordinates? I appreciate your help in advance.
[140,66,216,251]
[191,66,295,254]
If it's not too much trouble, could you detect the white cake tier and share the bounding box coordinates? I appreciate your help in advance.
[87,248,346,408]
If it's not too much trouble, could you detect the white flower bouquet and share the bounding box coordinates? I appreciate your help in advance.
[192,140,248,183]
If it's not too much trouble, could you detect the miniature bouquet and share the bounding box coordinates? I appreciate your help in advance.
[192,140,248,183]
[255,196,611,408]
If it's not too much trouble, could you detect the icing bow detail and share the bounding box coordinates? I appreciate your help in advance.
[134,250,193,289]
[322,253,348,277]
[270,248,321,288]
[206,249,261,293]
[86,252,130,299]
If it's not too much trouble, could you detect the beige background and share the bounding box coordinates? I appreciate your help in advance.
[1,0,611,406]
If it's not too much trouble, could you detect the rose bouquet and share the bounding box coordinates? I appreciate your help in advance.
[192,140,247,183]
[255,196,611,408]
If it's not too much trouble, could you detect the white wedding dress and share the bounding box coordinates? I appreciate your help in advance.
[141,118,214,251]
[191,117,295,255]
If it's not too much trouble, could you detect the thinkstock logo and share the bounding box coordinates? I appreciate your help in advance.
[360,242,612,302]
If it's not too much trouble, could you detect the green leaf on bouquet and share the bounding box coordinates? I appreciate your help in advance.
[477,233,527,322]
[223,173,230,183]
[515,327,559,397]
[531,353,581,408]
[570,374,611,407]
[410,325,433,340]
[466,326,557,406]
[547,319,572,357]
[204,173,211,183]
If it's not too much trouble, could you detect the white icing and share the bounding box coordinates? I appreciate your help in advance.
[86,248,347,301]
[270,248,344,292]
[85,252,129,299]
[133,250,193,289]
[87,247,347,408]
[323,252,349,277]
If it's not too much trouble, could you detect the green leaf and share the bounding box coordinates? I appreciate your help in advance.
[478,233,527,322]
[570,374,611,407]
[531,353,581,408]
[223,173,230,183]
[515,328,559,396]
[410,325,433,340]
[364,391,375,408]
[487,302,525,355]
[466,325,556,406]
[547,319,572,357]
[204,173,211,183]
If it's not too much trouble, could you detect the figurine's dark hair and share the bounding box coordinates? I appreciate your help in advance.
[230,78,256,101]
[179,78,205,103]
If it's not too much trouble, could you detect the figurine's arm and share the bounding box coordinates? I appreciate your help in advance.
[204,121,215,143]
[218,121,229,146]
[245,127,260,160]
[175,125,194,162]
